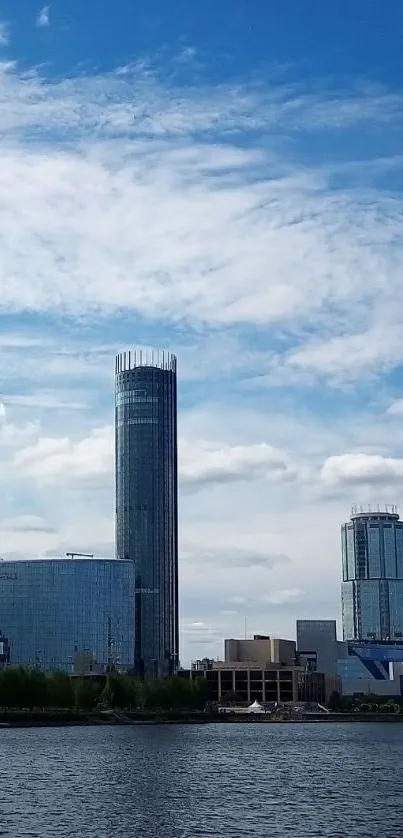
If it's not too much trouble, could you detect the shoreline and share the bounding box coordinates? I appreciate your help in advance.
[2,711,403,727]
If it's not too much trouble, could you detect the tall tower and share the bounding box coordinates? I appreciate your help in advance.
[341,507,403,641]
[115,350,178,678]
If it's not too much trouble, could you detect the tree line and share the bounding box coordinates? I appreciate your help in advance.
[0,668,207,712]
[328,690,403,713]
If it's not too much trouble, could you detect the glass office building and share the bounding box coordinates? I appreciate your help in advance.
[296,619,338,676]
[115,350,179,678]
[0,557,135,672]
[341,509,403,641]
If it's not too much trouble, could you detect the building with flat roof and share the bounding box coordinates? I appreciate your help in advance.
[190,662,299,703]
[341,507,403,641]
[0,557,135,672]
[296,620,338,676]
[225,636,296,667]
[115,350,179,678]
[185,661,336,706]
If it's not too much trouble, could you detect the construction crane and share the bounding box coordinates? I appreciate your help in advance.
[65,552,94,559]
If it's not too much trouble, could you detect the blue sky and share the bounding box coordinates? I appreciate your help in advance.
[1,1,403,662]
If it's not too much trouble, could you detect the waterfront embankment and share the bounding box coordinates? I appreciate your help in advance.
[2,710,403,727]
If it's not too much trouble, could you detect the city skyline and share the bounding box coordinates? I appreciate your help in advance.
[0,1,403,663]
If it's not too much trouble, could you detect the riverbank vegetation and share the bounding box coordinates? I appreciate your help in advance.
[328,690,403,713]
[0,668,207,712]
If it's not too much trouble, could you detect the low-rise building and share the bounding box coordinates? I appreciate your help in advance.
[224,636,296,667]
[190,661,299,703]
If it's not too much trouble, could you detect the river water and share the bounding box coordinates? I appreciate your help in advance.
[1,722,402,837]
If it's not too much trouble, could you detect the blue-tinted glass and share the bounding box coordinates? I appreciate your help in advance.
[296,620,337,675]
[341,513,403,640]
[0,559,135,671]
[388,580,403,637]
[341,582,356,640]
[115,352,178,678]
[396,526,403,579]
[383,525,397,578]
[367,525,381,578]
[357,580,381,639]
[341,525,348,582]
[346,526,355,580]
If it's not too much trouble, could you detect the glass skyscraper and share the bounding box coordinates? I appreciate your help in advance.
[341,509,403,641]
[115,349,179,678]
[0,557,135,671]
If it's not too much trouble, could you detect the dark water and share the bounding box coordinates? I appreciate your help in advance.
[1,723,402,837]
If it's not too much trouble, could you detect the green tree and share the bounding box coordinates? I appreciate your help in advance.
[74,677,102,710]
[24,669,49,709]
[48,672,75,708]
[0,667,41,708]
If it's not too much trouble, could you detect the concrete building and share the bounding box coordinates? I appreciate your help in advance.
[296,620,338,676]
[225,636,296,666]
[115,350,179,678]
[191,661,299,703]
[187,660,337,705]
[271,639,296,666]
[341,507,403,641]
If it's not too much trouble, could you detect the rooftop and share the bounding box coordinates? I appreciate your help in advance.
[0,556,131,563]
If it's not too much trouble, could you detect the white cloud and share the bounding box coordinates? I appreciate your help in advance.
[2,393,87,410]
[13,427,113,484]
[282,322,403,383]
[0,59,401,386]
[180,439,295,487]
[0,418,40,448]
[181,545,290,569]
[386,399,403,417]
[36,6,50,27]
[0,514,55,534]
[12,427,296,489]
[321,453,403,487]
[261,588,304,606]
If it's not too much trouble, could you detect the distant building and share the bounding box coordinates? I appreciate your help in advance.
[184,661,337,706]
[225,636,296,666]
[296,620,338,676]
[115,349,179,678]
[187,661,299,703]
[338,638,403,696]
[0,557,135,672]
[0,630,10,668]
[341,508,403,641]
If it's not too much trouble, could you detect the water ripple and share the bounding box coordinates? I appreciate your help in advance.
[0,723,402,837]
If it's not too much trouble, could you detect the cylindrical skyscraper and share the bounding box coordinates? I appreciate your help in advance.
[341,507,403,641]
[115,349,178,678]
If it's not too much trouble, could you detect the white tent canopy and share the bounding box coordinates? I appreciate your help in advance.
[247,700,265,714]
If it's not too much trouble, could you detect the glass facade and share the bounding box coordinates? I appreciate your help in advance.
[0,558,135,672]
[341,510,403,640]
[115,350,178,678]
[296,620,338,675]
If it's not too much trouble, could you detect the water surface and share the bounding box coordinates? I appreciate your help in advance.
[1,723,402,837]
